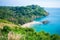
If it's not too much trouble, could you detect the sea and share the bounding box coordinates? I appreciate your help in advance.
[32,8,60,35]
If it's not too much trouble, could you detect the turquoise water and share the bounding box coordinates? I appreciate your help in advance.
[32,8,60,35]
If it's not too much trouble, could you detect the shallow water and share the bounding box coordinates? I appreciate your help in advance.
[32,8,60,35]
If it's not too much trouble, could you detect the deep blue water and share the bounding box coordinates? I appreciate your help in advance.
[32,8,60,35]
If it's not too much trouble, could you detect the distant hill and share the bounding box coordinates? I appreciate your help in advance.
[0,5,48,25]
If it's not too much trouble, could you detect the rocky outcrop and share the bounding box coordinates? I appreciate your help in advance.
[42,20,49,24]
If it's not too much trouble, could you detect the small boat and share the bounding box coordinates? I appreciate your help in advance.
[42,20,49,24]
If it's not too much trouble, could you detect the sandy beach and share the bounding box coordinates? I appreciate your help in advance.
[21,21,42,28]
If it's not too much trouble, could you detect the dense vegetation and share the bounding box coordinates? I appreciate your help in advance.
[0,5,48,25]
[0,5,60,40]
[0,25,60,40]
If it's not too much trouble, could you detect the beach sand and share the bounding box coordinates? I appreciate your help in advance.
[21,21,42,28]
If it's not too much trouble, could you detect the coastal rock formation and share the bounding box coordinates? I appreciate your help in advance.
[42,20,49,24]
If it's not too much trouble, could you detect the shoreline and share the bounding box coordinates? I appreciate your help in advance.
[21,21,42,28]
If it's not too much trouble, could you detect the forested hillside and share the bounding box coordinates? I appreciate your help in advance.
[0,24,60,40]
[0,5,60,40]
[0,5,48,25]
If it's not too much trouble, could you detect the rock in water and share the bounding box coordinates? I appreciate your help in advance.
[42,20,49,24]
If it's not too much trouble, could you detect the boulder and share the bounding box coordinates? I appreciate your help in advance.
[42,20,49,24]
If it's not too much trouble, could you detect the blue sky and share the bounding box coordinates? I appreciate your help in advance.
[0,0,60,8]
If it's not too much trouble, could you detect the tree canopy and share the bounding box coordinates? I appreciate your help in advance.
[0,5,48,25]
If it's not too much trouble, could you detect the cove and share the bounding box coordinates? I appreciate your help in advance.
[32,8,60,35]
